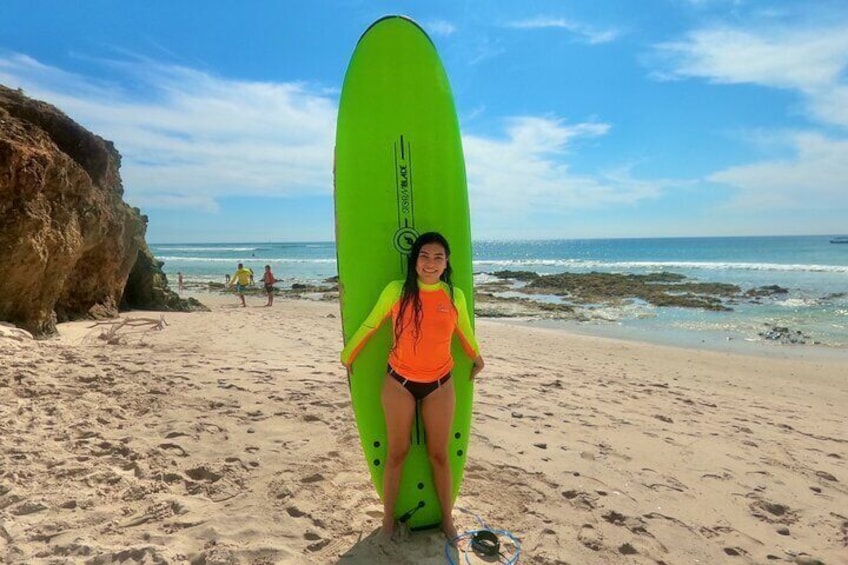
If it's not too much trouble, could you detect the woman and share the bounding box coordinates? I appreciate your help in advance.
[340,232,485,540]
[261,264,279,307]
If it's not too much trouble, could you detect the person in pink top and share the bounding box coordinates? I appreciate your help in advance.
[261,265,279,307]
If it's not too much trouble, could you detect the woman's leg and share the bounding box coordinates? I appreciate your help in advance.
[420,379,457,539]
[380,374,416,536]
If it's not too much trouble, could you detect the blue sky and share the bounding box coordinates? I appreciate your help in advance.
[2,0,847,242]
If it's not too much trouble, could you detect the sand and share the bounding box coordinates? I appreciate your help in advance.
[1,292,846,564]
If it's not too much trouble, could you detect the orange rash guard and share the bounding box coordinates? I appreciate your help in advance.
[340,280,480,383]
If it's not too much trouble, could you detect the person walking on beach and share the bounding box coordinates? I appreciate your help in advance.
[228,263,253,307]
[261,264,280,307]
[177,271,185,293]
[340,232,484,541]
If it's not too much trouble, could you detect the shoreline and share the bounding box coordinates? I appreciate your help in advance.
[2,293,845,564]
[511,316,848,362]
[188,286,848,360]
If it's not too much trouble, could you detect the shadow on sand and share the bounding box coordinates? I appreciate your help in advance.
[334,528,464,564]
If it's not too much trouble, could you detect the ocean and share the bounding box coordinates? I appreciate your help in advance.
[150,235,848,352]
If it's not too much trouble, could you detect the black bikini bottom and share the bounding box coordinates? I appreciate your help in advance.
[387,365,452,401]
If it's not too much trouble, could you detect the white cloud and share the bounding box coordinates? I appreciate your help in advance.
[813,85,848,130]
[466,36,506,66]
[647,20,848,216]
[506,17,619,44]
[652,23,848,127]
[464,117,662,222]
[710,131,848,209]
[424,19,456,37]
[2,54,668,236]
[0,53,337,211]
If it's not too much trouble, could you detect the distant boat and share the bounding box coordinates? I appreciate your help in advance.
[830,236,848,244]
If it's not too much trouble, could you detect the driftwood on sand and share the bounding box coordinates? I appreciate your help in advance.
[88,315,167,344]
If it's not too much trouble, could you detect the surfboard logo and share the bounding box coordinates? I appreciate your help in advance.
[393,227,419,255]
[392,134,418,256]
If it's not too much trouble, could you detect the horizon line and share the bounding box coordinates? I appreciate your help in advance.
[147,233,845,245]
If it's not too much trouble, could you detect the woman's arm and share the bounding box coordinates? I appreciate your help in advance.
[340,281,402,367]
[452,287,481,360]
[470,355,485,379]
[452,288,484,379]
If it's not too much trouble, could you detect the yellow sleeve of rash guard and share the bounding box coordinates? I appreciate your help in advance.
[340,280,403,366]
[452,287,480,359]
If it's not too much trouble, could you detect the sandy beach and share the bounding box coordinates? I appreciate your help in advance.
[1,292,846,565]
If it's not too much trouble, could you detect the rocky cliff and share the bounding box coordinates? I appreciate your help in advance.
[0,84,202,337]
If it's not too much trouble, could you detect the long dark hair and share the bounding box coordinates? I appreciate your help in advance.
[393,232,455,348]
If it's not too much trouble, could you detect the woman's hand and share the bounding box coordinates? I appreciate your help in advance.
[470,355,485,380]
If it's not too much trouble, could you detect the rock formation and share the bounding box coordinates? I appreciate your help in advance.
[0,84,203,337]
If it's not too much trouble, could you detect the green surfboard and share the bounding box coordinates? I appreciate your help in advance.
[334,15,474,530]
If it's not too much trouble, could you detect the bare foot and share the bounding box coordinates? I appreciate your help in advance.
[442,519,458,543]
[381,518,395,540]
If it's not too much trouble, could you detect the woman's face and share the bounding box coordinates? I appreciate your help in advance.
[416,242,448,285]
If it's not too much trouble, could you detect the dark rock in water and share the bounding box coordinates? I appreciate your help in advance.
[492,270,540,281]
[638,272,687,283]
[475,267,813,324]
[0,85,203,337]
[474,291,576,319]
[525,271,738,311]
[745,285,789,298]
[759,324,809,344]
[288,283,338,293]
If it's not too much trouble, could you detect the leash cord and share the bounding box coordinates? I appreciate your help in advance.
[444,507,521,564]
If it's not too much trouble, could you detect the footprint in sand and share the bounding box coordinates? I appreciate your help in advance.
[701,471,734,481]
[301,473,325,484]
[304,531,332,552]
[224,456,257,470]
[158,443,189,457]
[562,489,598,511]
[618,542,639,555]
[815,470,838,482]
[10,500,48,516]
[578,523,604,551]
[187,464,229,483]
[87,547,169,563]
[749,499,798,525]
[723,546,749,557]
[603,512,670,556]
[119,500,186,528]
[643,477,687,493]
[218,379,249,392]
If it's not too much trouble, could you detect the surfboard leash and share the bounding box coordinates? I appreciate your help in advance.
[444,507,521,564]
[398,500,425,524]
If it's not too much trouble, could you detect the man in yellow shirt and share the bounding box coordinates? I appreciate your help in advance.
[228,262,253,307]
